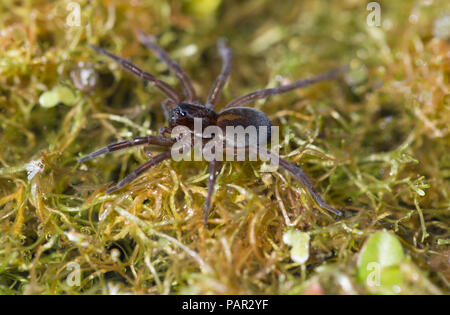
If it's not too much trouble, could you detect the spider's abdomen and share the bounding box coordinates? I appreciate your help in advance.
[217,107,272,145]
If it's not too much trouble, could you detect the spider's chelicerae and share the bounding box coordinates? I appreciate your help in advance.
[78,31,346,224]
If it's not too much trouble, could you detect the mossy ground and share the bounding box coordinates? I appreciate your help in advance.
[0,0,448,294]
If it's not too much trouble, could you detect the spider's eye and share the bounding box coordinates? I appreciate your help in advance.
[174,107,186,117]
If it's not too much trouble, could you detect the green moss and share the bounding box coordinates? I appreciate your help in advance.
[0,0,448,294]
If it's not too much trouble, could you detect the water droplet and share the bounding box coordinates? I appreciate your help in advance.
[71,61,98,93]
[433,14,450,39]
[409,14,418,24]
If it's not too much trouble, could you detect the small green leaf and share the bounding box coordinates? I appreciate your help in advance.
[357,231,405,293]
[184,0,221,18]
[38,90,59,108]
[54,86,77,106]
[39,85,77,108]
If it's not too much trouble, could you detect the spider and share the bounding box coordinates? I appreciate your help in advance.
[78,30,346,225]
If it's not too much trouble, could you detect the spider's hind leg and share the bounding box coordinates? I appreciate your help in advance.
[278,156,343,217]
[203,159,221,225]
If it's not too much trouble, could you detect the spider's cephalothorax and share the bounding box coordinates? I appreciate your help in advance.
[168,103,218,129]
[79,31,347,225]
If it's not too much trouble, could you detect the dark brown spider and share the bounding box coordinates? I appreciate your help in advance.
[78,30,346,224]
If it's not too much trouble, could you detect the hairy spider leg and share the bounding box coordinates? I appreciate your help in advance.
[224,65,349,108]
[89,44,182,103]
[106,150,172,194]
[248,146,342,217]
[137,30,197,102]
[278,156,343,216]
[78,136,174,163]
[206,38,233,109]
[203,159,221,225]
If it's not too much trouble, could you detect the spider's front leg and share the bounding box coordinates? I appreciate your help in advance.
[88,44,182,103]
[206,38,233,109]
[224,65,348,108]
[106,150,172,194]
[78,135,175,162]
[137,30,197,102]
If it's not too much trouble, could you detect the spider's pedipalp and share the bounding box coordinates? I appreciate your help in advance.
[89,44,182,102]
[206,38,233,109]
[161,98,177,121]
[224,65,349,108]
[106,150,171,194]
[78,136,175,163]
[137,30,197,102]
